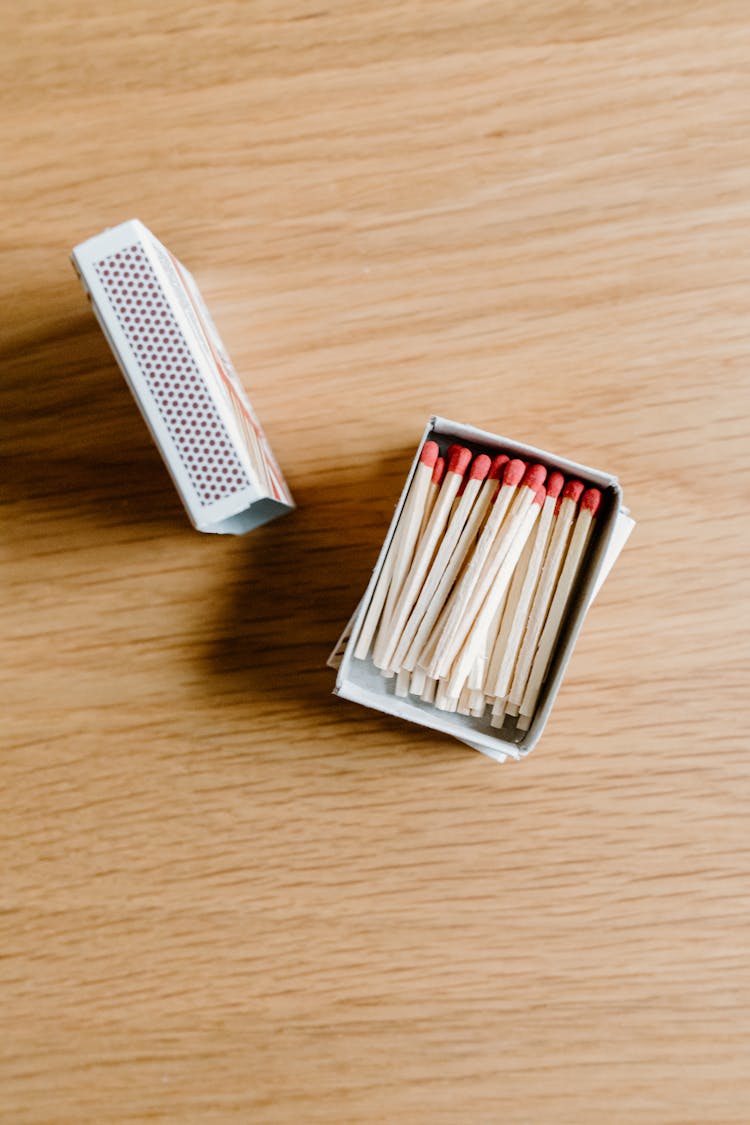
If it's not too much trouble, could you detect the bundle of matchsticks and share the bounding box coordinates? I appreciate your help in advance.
[354,439,603,733]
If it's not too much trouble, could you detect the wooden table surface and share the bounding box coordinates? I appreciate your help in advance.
[3,3,749,1122]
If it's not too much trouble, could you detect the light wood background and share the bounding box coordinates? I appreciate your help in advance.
[2,2,749,1122]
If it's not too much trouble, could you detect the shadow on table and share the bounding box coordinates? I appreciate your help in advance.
[0,305,468,762]
[0,308,186,534]
[199,448,467,762]
[199,447,402,707]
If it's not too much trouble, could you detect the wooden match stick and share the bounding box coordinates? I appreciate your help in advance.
[434,678,459,712]
[486,475,563,727]
[402,454,508,675]
[354,440,439,660]
[466,576,510,693]
[374,442,446,656]
[418,455,445,543]
[458,584,510,717]
[428,463,543,679]
[429,463,547,681]
[395,667,411,698]
[444,494,542,704]
[387,453,492,672]
[450,473,467,521]
[504,479,584,715]
[444,484,545,700]
[489,703,507,728]
[373,445,472,671]
[517,487,602,729]
[420,675,437,704]
[457,684,473,715]
[409,666,427,696]
[482,529,535,692]
[417,457,528,677]
[486,471,565,701]
[469,690,486,717]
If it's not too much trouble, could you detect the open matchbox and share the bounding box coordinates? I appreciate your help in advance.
[71,220,293,534]
[329,417,635,763]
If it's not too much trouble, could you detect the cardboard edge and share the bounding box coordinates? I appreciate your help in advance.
[331,417,635,762]
[71,220,293,535]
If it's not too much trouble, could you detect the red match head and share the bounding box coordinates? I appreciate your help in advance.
[522,463,547,491]
[489,453,509,480]
[562,479,585,504]
[431,456,445,485]
[533,485,546,507]
[419,441,439,469]
[546,471,564,500]
[502,458,527,487]
[447,445,472,476]
[470,453,492,481]
[581,488,602,517]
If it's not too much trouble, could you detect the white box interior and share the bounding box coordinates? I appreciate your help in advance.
[334,416,631,762]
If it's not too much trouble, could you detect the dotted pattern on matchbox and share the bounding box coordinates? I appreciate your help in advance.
[94,244,251,507]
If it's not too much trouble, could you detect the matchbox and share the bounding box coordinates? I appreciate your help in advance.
[330,417,634,763]
[71,220,293,534]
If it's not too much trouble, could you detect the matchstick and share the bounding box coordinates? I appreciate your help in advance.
[489,688,516,727]
[354,440,439,660]
[409,666,427,696]
[387,453,492,672]
[504,479,584,715]
[450,474,467,521]
[395,667,411,698]
[517,487,602,729]
[444,484,545,699]
[428,463,547,681]
[428,462,543,679]
[466,576,511,692]
[482,529,536,691]
[374,441,446,653]
[373,445,472,670]
[420,675,437,704]
[416,457,527,676]
[408,453,508,675]
[443,494,541,705]
[469,690,486,717]
[486,471,565,701]
[456,584,510,716]
[418,455,445,543]
[434,678,459,712]
[457,684,473,715]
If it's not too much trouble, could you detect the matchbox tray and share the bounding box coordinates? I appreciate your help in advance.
[329,417,634,763]
[71,220,293,534]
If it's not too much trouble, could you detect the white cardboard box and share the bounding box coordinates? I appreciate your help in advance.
[71,219,294,534]
[330,417,634,763]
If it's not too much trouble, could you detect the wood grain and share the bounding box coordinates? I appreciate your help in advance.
[2,2,749,1121]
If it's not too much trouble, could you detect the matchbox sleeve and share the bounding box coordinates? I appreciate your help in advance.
[71,219,293,535]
